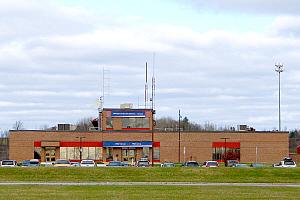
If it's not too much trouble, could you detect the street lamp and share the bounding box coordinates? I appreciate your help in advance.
[275,63,284,131]
[220,137,229,166]
[76,136,86,161]
[178,109,182,163]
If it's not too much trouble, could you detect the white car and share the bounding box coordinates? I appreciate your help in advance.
[0,160,17,167]
[96,162,107,167]
[202,161,219,168]
[273,157,296,168]
[80,160,96,167]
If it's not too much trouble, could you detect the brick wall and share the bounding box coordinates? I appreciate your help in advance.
[9,130,288,164]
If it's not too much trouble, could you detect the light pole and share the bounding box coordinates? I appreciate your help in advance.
[275,63,284,131]
[76,136,86,161]
[220,137,229,166]
[178,109,182,163]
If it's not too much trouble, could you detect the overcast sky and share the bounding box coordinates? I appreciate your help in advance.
[1,0,300,131]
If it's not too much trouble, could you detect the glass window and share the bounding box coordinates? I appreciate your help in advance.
[106,117,113,128]
[60,147,67,160]
[153,148,160,160]
[82,147,89,160]
[68,147,75,160]
[88,147,96,160]
[122,118,150,128]
[74,147,80,160]
[106,147,113,161]
[34,147,41,159]
[143,147,149,158]
[95,147,102,160]
[212,147,240,161]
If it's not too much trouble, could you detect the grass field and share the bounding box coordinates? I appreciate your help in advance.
[0,167,300,183]
[0,185,299,200]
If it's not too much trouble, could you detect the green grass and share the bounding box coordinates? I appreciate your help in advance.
[0,167,300,183]
[0,185,299,200]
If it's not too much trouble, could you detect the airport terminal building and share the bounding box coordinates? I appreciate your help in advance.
[8,108,289,164]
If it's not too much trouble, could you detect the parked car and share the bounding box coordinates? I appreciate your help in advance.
[107,161,123,167]
[28,159,40,167]
[202,161,219,168]
[96,162,107,167]
[161,162,175,167]
[136,160,150,167]
[121,162,130,167]
[0,160,17,167]
[250,163,265,168]
[273,157,296,168]
[21,160,30,167]
[182,161,200,167]
[227,160,239,167]
[233,163,250,168]
[70,162,80,167]
[53,159,71,167]
[80,160,96,167]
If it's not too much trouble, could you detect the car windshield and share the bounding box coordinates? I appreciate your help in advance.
[56,160,70,164]
[138,161,149,166]
[207,162,218,166]
[2,161,14,165]
[164,163,174,167]
[30,161,39,165]
[108,162,121,166]
[187,162,199,166]
[284,161,295,165]
[82,161,94,164]
[22,160,30,165]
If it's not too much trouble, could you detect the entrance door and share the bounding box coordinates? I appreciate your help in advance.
[45,148,56,162]
[122,149,136,164]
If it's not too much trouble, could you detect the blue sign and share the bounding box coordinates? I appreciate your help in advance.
[103,141,152,147]
[111,111,145,118]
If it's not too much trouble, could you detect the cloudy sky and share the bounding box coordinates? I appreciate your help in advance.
[1,0,300,131]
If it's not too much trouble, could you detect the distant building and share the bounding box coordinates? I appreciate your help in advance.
[8,107,289,164]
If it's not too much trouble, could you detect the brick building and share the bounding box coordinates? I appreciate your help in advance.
[8,108,289,164]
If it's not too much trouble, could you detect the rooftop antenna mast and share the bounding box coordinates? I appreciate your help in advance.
[145,62,148,109]
[151,52,156,110]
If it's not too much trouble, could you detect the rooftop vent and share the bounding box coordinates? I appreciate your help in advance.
[120,103,133,109]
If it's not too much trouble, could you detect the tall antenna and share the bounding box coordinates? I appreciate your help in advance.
[151,52,156,110]
[101,67,111,107]
[145,62,148,108]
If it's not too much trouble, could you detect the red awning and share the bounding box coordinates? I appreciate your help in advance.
[212,142,240,148]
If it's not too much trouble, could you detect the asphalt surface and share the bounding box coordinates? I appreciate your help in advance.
[0,182,300,187]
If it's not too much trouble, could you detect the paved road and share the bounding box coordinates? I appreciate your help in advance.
[0,182,300,187]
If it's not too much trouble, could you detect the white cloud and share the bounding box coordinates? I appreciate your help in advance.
[1,0,300,130]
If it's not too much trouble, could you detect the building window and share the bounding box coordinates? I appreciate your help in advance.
[153,148,160,160]
[60,147,103,160]
[106,117,113,128]
[143,147,150,158]
[122,118,150,128]
[106,147,113,161]
[212,147,240,161]
[34,147,41,159]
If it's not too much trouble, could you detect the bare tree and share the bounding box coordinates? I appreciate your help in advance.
[75,117,93,131]
[13,120,24,130]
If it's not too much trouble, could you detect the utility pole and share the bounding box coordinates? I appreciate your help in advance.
[220,137,229,166]
[275,63,284,131]
[76,136,86,161]
[178,109,182,163]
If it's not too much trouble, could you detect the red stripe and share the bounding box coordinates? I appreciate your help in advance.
[212,142,240,148]
[106,128,114,130]
[122,128,150,131]
[153,142,160,147]
[34,141,41,147]
[60,142,103,147]
[153,159,160,163]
